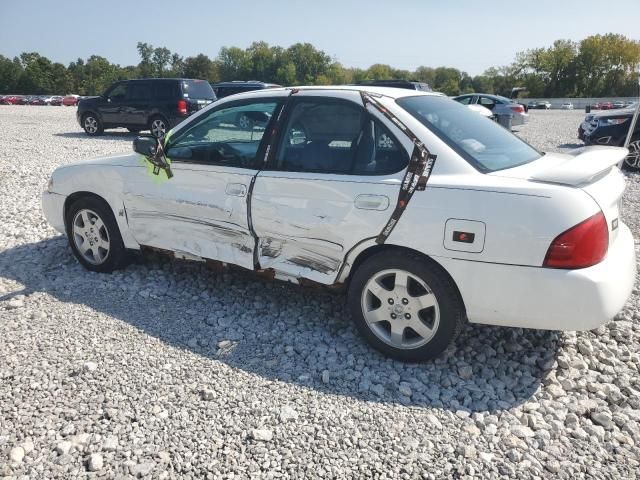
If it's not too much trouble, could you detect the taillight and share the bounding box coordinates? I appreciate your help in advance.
[511,105,524,113]
[543,212,608,269]
[177,99,188,115]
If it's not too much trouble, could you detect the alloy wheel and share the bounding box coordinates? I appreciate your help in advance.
[151,119,167,138]
[360,269,440,350]
[84,116,98,134]
[625,140,640,170]
[72,209,110,265]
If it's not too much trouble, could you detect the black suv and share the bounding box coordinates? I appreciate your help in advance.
[580,102,640,170]
[355,79,432,92]
[77,78,216,137]
[210,81,281,99]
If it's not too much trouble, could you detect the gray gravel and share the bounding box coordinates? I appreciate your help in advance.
[1,106,639,479]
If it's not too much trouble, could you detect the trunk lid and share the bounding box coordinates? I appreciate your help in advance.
[490,146,628,243]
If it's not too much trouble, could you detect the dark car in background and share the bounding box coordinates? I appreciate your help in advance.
[580,102,639,170]
[356,79,432,92]
[77,78,215,137]
[211,81,281,99]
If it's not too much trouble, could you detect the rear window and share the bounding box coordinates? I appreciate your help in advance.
[397,96,541,172]
[182,80,215,100]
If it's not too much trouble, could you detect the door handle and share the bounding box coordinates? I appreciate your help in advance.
[225,183,247,197]
[354,194,389,211]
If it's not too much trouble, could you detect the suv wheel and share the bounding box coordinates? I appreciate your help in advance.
[82,113,103,136]
[149,116,168,138]
[65,196,129,273]
[623,137,640,171]
[348,251,465,362]
[237,113,252,130]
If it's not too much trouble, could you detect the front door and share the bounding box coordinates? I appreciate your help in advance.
[122,97,283,269]
[251,90,411,284]
[100,82,128,125]
[123,81,152,128]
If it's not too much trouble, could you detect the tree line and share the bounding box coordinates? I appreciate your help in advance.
[0,34,638,98]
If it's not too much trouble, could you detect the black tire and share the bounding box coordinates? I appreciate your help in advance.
[348,250,465,362]
[621,135,640,172]
[65,196,129,273]
[81,112,103,136]
[149,115,168,139]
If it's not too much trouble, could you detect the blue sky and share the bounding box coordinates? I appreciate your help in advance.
[1,0,639,75]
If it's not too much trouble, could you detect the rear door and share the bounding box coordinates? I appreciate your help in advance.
[122,95,285,268]
[251,90,411,284]
[125,81,152,128]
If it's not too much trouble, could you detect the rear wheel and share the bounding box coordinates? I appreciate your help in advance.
[237,113,252,130]
[149,116,168,138]
[348,251,465,362]
[82,113,103,136]
[65,196,129,273]
[622,136,640,171]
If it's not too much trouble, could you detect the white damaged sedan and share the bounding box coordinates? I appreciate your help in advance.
[43,86,636,361]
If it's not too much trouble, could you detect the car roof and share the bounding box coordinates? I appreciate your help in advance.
[220,85,443,101]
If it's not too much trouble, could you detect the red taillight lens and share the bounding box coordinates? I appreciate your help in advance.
[511,105,524,113]
[543,212,609,269]
[177,99,187,115]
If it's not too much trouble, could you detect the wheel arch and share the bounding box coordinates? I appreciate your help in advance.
[63,191,140,250]
[339,243,466,312]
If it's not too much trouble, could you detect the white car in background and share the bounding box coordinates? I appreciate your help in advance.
[561,102,574,110]
[42,86,635,361]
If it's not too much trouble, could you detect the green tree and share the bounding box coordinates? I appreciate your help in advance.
[183,54,218,81]
[0,55,23,93]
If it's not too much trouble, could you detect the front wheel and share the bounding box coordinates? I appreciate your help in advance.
[348,251,465,362]
[65,197,129,273]
[82,113,103,136]
[622,137,640,171]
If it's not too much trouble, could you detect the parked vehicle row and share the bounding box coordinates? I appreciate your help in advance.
[0,94,83,106]
[579,101,640,170]
[42,85,635,361]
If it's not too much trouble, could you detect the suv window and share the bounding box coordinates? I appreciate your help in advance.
[398,95,540,172]
[276,99,408,175]
[106,83,127,101]
[154,81,175,100]
[182,80,215,100]
[166,101,278,167]
[128,82,152,101]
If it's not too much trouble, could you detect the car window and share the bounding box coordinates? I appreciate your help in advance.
[276,99,408,175]
[107,83,127,101]
[154,81,175,100]
[128,83,152,101]
[166,101,278,168]
[276,99,364,174]
[478,96,496,110]
[398,95,541,172]
[455,96,473,105]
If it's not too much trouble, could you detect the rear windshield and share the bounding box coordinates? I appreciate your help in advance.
[182,80,215,100]
[397,96,541,172]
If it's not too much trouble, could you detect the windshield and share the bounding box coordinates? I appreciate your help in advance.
[397,96,541,172]
[183,80,215,100]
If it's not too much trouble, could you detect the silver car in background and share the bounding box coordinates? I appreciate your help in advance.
[453,93,529,127]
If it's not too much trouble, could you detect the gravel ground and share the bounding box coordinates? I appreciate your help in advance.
[1,106,639,479]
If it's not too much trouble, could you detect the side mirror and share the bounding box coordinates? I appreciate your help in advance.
[133,135,158,156]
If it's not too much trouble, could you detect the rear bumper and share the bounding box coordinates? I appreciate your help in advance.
[438,223,636,331]
[42,191,66,234]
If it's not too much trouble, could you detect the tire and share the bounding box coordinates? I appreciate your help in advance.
[621,136,640,171]
[65,196,129,273]
[236,113,252,130]
[82,113,103,136]
[149,116,168,138]
[348,251,465,362]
